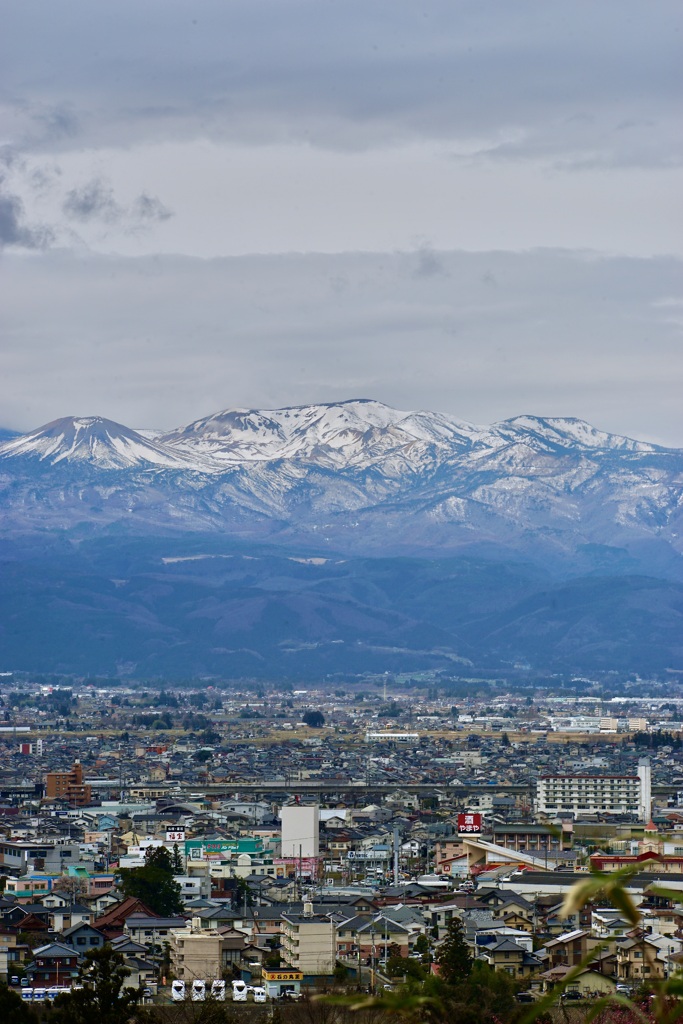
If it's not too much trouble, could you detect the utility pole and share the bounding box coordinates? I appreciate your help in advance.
[393,827,400,886]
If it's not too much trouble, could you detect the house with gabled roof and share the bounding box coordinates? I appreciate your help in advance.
[478,938,542,978]
[538,962,617,996]
[25,941,81,986]
[92,896,157,940]
[61,920,107,952]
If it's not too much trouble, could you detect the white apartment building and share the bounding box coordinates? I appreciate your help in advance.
[169,919,246,982]
[280,805,319,859]
[536,760,651,820]
[280,905,336,976]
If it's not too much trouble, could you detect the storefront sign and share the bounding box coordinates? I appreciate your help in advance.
[457,813,482,834]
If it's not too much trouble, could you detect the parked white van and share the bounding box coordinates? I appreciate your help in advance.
[192,980,206,1002]
[171,980,186,1002]
[252,986,267,1003]
[211,980,226,1001]
[232,980,248,1002]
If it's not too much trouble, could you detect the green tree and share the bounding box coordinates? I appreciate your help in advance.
[414,933,432,962]
[118,845,183,916]
[440,962,519,1024]
[230,876,254,911]
[303,710,325,728]
[436,917,472,984]
[0,982,38,1024]
[386,955,427,980]
[171,842,184,874]
[50,945,142,1024]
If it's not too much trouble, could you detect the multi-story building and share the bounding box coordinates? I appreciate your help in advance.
[628,718,648,732]
[491,824,572,854]
[280,905,335,976]
[123,914,188,949]
[45,761,92,807]
[335,912,416,961]
[0,840,83,877]
[616,937,667,982]
[478,939,541,978]
[280,805,320,859]
[169,920,246,982]
[25,942,81,986]
[536,760,651,820]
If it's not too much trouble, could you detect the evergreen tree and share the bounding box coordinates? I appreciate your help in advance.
[230,876,254,911]
[414,933,432,963]
[0,982,38,1024]
[171,843,184,874]
[436,917,472,984]
[118,845,183,916]
[449,961,518,1024]
[50,945,142,1024]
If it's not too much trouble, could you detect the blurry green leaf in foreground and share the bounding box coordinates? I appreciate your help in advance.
[561,863,651,927]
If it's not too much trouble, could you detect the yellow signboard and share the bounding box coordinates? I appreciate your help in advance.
[262,969,303,981]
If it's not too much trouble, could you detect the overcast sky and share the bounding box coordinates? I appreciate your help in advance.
[1,1,682,444]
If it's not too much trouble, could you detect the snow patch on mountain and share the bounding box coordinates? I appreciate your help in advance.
[496,415,658,452]
[0,416,192,469]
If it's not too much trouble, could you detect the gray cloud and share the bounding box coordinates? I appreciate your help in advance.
[1,247,681,446]
[62,178,124,223]
[0,181,53,248]
[2,1,680,168]
[413,246,447,279]
[131,193,173,223]
[62,178,173,229]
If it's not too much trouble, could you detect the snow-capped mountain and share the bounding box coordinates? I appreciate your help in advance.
[1,399,664,471]
[161,400,663,470]
[1,401,682,678]
[0,416,193,470]
[160,399,489,469]
[0,400,681,569]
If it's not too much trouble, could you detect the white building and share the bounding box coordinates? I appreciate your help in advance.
[280,904,335,976]
[536,760,651,820]
[365,732,419,743]
[280,805,319,859]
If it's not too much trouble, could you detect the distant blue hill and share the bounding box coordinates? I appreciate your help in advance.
[0,401,681,679]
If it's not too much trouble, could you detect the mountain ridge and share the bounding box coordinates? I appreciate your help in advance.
[0,402,680,575]
[1,401,681,676]
[0,400,670,472]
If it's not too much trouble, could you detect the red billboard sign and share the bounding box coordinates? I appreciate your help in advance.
[457,813,482,834]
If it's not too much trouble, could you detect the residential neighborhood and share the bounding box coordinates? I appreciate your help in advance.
[2,675,683,1011]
